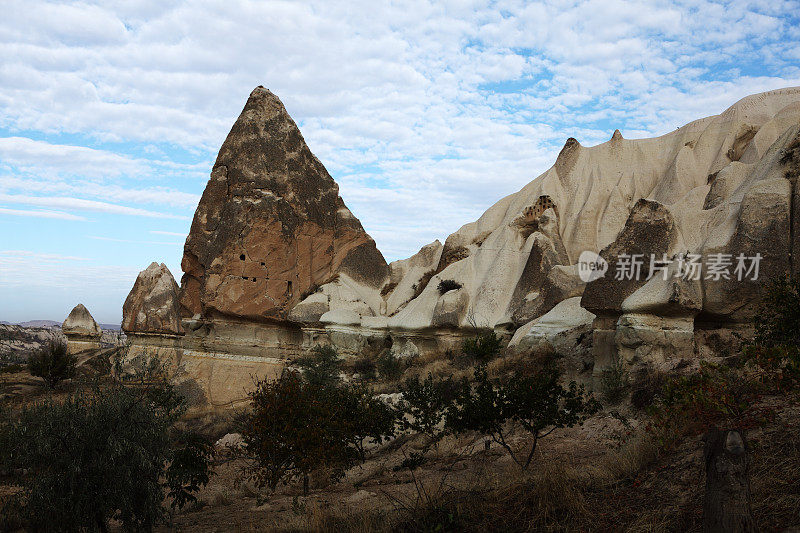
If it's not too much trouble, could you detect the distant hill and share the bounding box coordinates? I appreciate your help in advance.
[16,320,60,328]
[0,320,121,330]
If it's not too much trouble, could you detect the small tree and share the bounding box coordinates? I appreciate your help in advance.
[337,383,397,459]
[293,344,341,387]
[27,338,75,388]
[0,381,213,531]
[449,365,600,470]
[352,356,377,380]
[165,432,215,510]
[397,373,466,446]
[242,370,395,495]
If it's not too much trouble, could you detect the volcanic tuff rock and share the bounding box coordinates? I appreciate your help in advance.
[123,262,183,335]
[62,304,102,338]
[180,86,387,323]
[330,87,800,333]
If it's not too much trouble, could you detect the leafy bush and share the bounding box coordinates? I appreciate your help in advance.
[600,359,629,404]
[630,367,666,410]
[448,365,601,470]
[394,373,466,470]
[753,276,800,347]
[645,361,769,451]
[352,356,377,380]
[437,279,462,294]
[397,373,466,445]
[0,381,213,530]
[377,351,405,380]
[293,344,341,387]
[165,432,215,510]
[27,338,75,388]
[462,331,502,361]
[338,383,397,459]
[242,370,395,494]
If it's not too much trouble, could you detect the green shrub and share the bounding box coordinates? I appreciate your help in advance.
[293,344,341,387]
[0,381,213,530]
[753,276,800,347]
[600,359,629,404]
[242,370,395,494]
[352,356,377,380]
[462,331,502,361]
[397,373,466,444]
[27,338,75,388]
[394,373,466,471]
[448,365,601,470]
[165,432,215,510]
[377,351,404,380]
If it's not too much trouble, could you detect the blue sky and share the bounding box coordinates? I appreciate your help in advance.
[1,0,799,324]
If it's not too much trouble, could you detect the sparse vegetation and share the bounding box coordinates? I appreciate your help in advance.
[461,330,502,361]
[0,379,213,531]
[242,346,396,495]
[410,270,436,300]
[380,281,398,297]
[376,350,404,380]
[600,358,629,404]
[352,356,377,380]
[27,338,75,388]
[449,365,601,470]
[292,344,341,387]
[436,279,462,294]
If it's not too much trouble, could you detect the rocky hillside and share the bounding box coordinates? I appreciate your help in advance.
[293,87,800,334]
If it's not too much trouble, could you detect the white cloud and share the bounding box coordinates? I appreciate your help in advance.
[88,235,183,246]
[0,207,86,220]
[0,193,191,220]
[149,230,186,237]
[0,0,799,322]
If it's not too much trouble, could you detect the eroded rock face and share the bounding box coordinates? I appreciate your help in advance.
[581,199,678,316]
[123,262,183,335]
[180,86,387,323]
[62,304,101,338]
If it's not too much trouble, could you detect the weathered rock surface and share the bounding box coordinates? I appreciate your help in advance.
[62,304,102,338]
[123,262,183,335]
[0,324,64,364]
[180,86,387,324]
[122,87,800,403]
[62,304,103,354]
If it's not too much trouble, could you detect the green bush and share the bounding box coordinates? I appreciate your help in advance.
[352,356,377,380]
[27,338,75,388]
[377,351,404,380]
[753,276,800,345]
[293,344,342,387]
[242,370,395,494]
[397,373,466,444]
[0,381,213,530]
[448,365,601,470]
[462,331,502,361]
[600,359,629,404]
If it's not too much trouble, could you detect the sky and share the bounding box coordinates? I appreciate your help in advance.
[0,0,799,324]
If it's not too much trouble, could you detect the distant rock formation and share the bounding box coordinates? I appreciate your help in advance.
[179,86,387,326]
[123,262,183,335]
[62,304,102,354]
[122,85,800,409]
